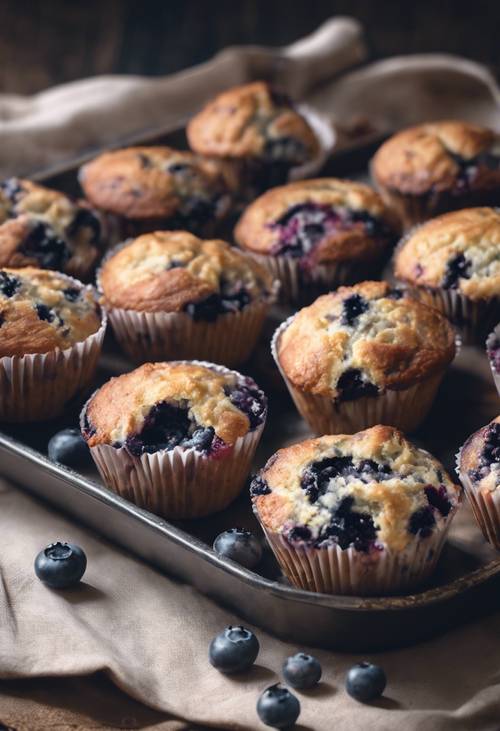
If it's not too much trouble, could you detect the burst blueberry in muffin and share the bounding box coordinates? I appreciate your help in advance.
[394,207,500,343]
[486,324,500,396]
[251,425,461,595]
[79,146,231,238]
[0,178,102,280]
[372,121,500,228]
[81,361,267,518]
[458,416,500,549]
[235,178,397,305]
[187,82,321,200]
[98,231,277,365]
[0,267,105,421]
[273,281,456,434]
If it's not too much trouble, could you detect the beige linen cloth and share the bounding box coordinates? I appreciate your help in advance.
[1,16,500,731]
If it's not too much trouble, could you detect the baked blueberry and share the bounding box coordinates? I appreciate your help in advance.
[341,293,369,326]
[336,369,378,402]
[249,475,271,497]
[282,653,322,689]
[20,220,70,271]
[209,626,259,673]
[256,684,301,728]
[346,662,386,702]
[0,270,20,297]
[442,253,471,289]
[34,541,87,588]
[48,429,91,469]
[213,528,262,569]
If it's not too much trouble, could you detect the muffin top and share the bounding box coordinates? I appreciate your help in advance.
[79,146,230,227]
[234,178,396,263]
[0,178,102,278]
[0,267,102,357]
[99,230,276,315]
[187,82,319,164]
[394,207,500,300]
[82,361,267,456]
[276,281,456,399]
[372,121,500,195]
[460,416,500,494]
[251,425,461,553]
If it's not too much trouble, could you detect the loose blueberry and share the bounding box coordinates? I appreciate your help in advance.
[48,428,91,468]
[34,541,87,588]
[209,626,259,673]
[257,684,301,728]
[346,662,386,703]
[213,528,263,569]
[283,653,322,689]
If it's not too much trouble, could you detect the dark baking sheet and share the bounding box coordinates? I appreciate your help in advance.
[1,127,500,651]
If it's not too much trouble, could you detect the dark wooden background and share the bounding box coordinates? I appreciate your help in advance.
[0,0,498,94]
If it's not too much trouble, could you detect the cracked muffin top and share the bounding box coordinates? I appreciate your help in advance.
[82,361,267,457]
[275,281,456,400]
[459,416,500,494]
[99,230,276,315]
[0,178,102,279]
[372,121,500,196]
[234,178,396,263]
[0,267,102,357]
[394,207,500,300]
[79,146,231,230]
[251,425,461,553]
[187,82,319,165]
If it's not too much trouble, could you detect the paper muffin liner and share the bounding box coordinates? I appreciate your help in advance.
[82,361,266,519]
[259,521,453,596]
[456,446,500,550]
[486,323,500,397]
[0,301,106,423]
[271,315,450,435]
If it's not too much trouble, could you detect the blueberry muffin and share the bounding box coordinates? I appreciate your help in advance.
[0,178,102,280]
[394,207,500,343]
[81,361,267,518]
[98,231,277,365]
[251,425,461,595]
[272,281,456,435]
[187,82,322,200]
[234,178,397,305]
[79,146,231,237]
[372,121,500,228]
[0,267,105,421]
[458,416,500,550]
[486,324,500,396]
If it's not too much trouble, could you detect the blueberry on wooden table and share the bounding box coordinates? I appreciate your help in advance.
[34,542,87,589]
[209,625,259,673]
[346,662,386,702]
[48,428,91,469]
[282,652,322,689]
[257,684,301,728]
[213,527,263,569]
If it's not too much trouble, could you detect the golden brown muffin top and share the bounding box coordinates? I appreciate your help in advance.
[79,146,231,223]
[372,121,500,195]
[394,207,500,300]
[459,415,500,494]
[252,425,461,552]
[187,82,319,163]
[276,281,456,398]
[82,361,267,451]
[234,178,396,262]
[0,178,102,279]
[0,267,101,357]
[99,230,276,312]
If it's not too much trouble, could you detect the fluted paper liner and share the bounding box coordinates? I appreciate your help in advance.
[82,361,266,519]
[456,446,500,550]
[0,287,106,423]
[271,314,449,435]
[486,323,500,397]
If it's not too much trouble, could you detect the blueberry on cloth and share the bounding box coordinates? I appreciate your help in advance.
[346,662,386,702]
[257,684,301,728]
[48,428,91,469]
[213,528,262,569]
[34,542,87,588]
[208,625,259,673]
[282,652,322,689]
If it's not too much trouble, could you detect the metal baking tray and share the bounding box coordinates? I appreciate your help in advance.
[2,129,500,651]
